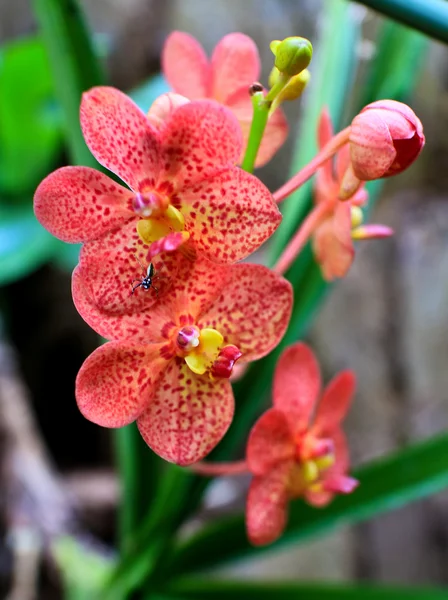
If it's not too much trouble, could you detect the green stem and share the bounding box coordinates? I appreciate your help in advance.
[354,0,448,45]
[240,92,270,173]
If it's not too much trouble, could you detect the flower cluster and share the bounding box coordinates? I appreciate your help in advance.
[34,30,424,546]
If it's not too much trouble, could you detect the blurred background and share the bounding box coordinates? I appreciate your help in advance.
[0,0,447,597]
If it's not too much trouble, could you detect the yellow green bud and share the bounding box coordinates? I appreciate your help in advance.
[270,36,313,76]
[278,69,310,102]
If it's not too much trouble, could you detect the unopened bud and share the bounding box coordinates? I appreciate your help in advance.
[277,69,310,102]
[349,100,425,180]
[270,36,313,77]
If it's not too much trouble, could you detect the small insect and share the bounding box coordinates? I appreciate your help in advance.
[131,258,160,295]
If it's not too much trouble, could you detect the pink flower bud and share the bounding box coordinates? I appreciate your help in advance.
[349,100,424,180]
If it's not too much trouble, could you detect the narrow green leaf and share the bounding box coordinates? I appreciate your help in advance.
[0,36,62,195]
[169,579,448,600]
[353,0,448,45]
[32,0,104,166]
[166,433,448,576]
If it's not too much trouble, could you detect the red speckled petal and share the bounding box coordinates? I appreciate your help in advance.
[273,343,321,432]
[246,461,292,546]
[159,100,242,189]
[313,210,354,281]
[137,358,234,465]
[314,371,356,434]
[162,31,210,98]
[226,87,288,167]
[247,408,295,476]
[317,107,335,187]
[211,33,260,103]
[75,341,167,427]
[72,221,180,342]
[34,166,134,243]
[81,86,161,191]
[199,263,293,362]
[179,167,281,263]
[161,255,230,324]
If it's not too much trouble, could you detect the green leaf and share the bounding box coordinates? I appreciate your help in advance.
[0,204,57,285]
[166,433,448,576]
[0,36,62,195]
[32,0,104,166]
[169,580,448,600]
[353,0,448,45]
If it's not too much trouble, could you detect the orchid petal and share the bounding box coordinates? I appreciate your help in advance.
[273,343,321,431]
[246,461,292,546]
[350,110,396,180]
[313,210,354,281]
[211,33,260,103]
[199,263,293,362]
[34,166,134,243]
[247,408,295,476]
[75,341,166,427]
[80,86,161,191]
[162,31,210,98]
[226,87,288,167]
[147,93,190,130]
[317,107,334,185]
[72,221,180,342]
[137,359,234,465]
[179,167,281,263]
[314,371,356,433]
[159,100,242,189]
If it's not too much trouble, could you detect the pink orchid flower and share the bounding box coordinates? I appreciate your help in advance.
[34,87,281,277]
[75,256,292,465]
[246,342,357,546]
[313,108,392,281]
[349,99,425,180]
[163,31,288,167]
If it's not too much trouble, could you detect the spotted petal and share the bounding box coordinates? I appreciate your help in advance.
[247,408,295,477]
[211,33,260,103]
[179,167,281,263]
[34,167,134,243]
[314,371,356,434]
[159,100,242,189]
[72,221,181,342]
[162,31,210,99]
[81,86,161,191]
[226,87,288,167]
[137,359,234,465]
[75,341,167,427]
[246,461,292,546]
[199,263,293,362]
[273,343,321,431]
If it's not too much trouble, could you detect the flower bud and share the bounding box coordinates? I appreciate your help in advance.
[278,69,310,102]
[270,37,313,77]
[349,100,424,180]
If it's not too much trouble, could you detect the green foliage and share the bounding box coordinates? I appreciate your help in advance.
[0,37,62,196]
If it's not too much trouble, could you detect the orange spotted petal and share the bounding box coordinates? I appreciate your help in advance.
[162,31,211,99]
[198,263,293,362]
[314,371,356,435]
[75,341,167,427]
[246,460,293,546]
[72,221,180,342]
[80,86,161,191]
[273,343,321,431]
[34,167,134,243]
[210,33,260,104]
[317,107,335,188]
[313,205,354,281]
[246,408,295,477]
[159,100,242,189]
[179,168,281,263]
[226,86,288,168]
[137,359,234,465]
